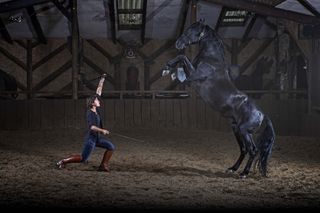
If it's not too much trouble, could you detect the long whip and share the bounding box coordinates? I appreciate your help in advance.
[111,132,145,143]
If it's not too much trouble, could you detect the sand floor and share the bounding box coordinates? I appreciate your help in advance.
[0,128,320,210]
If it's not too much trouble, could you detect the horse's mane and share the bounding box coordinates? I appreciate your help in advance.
[201,24,225,60]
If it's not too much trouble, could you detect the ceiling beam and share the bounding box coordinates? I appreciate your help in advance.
[215,6,224,31]
[0,0,51,13]
[140,0,147,44]
[26,6,47,44]
[52,0,72,21]
[0,17,13,44]
[146,0,172,23]
[203,0,320,25]
[108,0,116,44]
[242,14,257,41]
[177,0,191,37]
[297,0,320,18]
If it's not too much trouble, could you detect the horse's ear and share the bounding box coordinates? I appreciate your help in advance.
[199,18,205,24]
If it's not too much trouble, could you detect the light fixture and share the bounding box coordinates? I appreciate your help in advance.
[219,8,251,26]
[117,0,144,30]
[8,15,23,23]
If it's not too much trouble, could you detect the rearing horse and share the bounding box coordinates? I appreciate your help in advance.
[163,19,275,178]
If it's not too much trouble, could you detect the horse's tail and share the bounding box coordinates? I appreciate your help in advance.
[256,115,275,177]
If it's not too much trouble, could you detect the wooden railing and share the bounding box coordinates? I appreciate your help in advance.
[0,89,308,100]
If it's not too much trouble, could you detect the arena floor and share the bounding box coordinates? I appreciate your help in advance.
[0,128,319,210]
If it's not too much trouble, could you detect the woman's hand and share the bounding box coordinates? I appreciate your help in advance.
[101,129,110,135]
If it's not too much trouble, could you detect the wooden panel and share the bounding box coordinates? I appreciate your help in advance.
[15,101,28,130]
[141,99,151,127]
[180,99,189,129]
[150,99,159,128]
[124,99,134,127]
[76,99,86,129]
[41,100,54,129]
[52,100,65,129]
[98,99,106,127]
[133,99,142,126]
[166,99,174,128]
[65,99,77,128]
[188,97,197,129]
[0,98,313,137]
[205,104,215,130]
[114,100,125,128]
[28,100,41,130]
[0,101,5,129]
[173,99,181,128]
[159,99,166,128]
[104,99,115,129]
[2,101,15,130]
[197,99,206,129]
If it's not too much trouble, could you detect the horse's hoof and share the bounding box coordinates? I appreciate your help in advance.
[239,174,247,179]
[226,168,235,174]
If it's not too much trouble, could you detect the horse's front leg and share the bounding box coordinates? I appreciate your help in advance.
[166,55,195,71]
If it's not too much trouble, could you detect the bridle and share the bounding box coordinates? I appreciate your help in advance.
[182,25,208,45]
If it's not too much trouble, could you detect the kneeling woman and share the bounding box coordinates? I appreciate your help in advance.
[56,75,115,172]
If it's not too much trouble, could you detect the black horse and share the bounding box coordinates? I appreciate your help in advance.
[163,19,275,178]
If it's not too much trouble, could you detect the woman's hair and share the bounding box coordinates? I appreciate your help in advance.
[86,94,100,109]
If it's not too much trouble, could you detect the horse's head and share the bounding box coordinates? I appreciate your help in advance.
[176,18,207,50]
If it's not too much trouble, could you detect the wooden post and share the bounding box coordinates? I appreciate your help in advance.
[114,62,121,90]
[191,0,197,23]
[189,0,197,61]
[144,63,150,90]
[27,40,33,99]
[71,0,79,100]
[190,0,197,98]
[231,39,238,65]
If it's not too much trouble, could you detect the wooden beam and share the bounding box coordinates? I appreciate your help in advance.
[144,63,150,90]
[297,0,320,18]
[203,0,320,25]
[32,41,40,48]
[147,40,175,62]
[0,46,27,70]
[33,42,68,70]
[82,55,115,86]
[0,17,13,44]
[191,0,197,23]
[0,0,51,13]
[108,0,117,44]
[215,6,225,31]
[146,0,172,23]
[222,40,231,53]
[239,38,274,74]
[70,0,79,100]
[238,38,252,52]
[177,0,191,37]
[15,40,27,49]
[33,60,72,91]
[26,6,47,44]
[231,39,238,65]
[150,70,164,85]
[86,39,114,62]
[16,80,27,91]
[165,80,179,90]
[52,0,72,21]
[242,15,257,41]
[140,0,147,44]
[26,40,33,99]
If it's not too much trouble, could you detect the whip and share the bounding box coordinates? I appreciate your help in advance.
[111,132,145,143]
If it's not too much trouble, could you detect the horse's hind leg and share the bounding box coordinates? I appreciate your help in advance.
[238,128,258,179]
[227,124,247,173]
